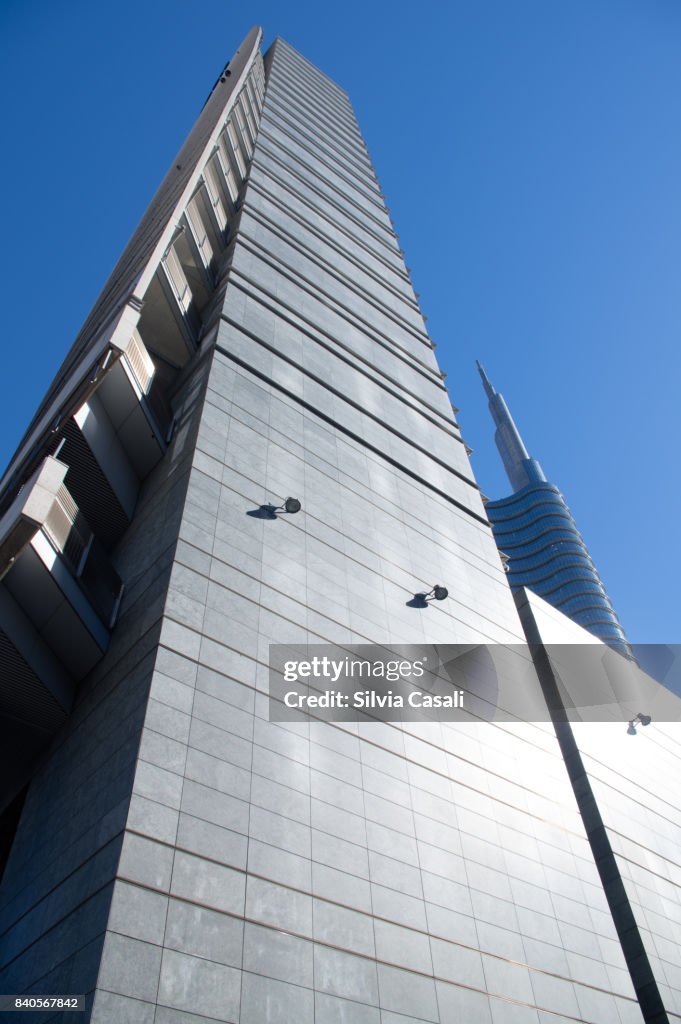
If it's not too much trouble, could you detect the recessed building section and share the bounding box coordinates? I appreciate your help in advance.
[0,456,121,671]
[91,328,173,479]
[0,455,123,808]
[0,612,71,811]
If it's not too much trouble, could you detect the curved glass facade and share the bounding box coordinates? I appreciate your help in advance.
[486,482,631,652]
[477,365,631,656]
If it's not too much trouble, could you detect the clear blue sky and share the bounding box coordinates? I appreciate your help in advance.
[1,0,679,642]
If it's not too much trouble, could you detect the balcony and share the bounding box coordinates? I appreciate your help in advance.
[94,328,173,482]
[0,457,123,677]
[0,458,124,802]
[137,233,214,371]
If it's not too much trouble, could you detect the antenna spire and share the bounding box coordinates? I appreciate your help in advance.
[476,360,496,399]
[476,361,546,492]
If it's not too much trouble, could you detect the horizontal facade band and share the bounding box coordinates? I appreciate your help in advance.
[238,207,426,342]
[247,169,409,284]
[225,277,461,440]
[245,179,418,312]
[262,86,380,195]
[254,145,402,261]
[260,108,385,210]
[265,72,370,160]
[489,505,576,534]
[232,235,436,370]
[508,559,601,588]
[262,105,382,200]
[268,46,359,124]
[487,495,574,525]
[268,59,367,146]
[270,39,353,105]
[485,482,563,510]
[213,338,489,526]
[217,312,473,486]
[197,388,501,609]
[257,124,395,242]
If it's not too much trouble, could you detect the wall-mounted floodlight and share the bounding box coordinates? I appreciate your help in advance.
[280,497,301,514]
[408,585,449,607]
[627,712,652,735]
[248,497,302,520]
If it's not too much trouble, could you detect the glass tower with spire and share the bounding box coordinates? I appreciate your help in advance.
[477,362,631,654]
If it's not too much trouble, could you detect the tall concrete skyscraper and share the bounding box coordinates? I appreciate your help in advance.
[0,27,674,1024]
[477,362,631,654]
